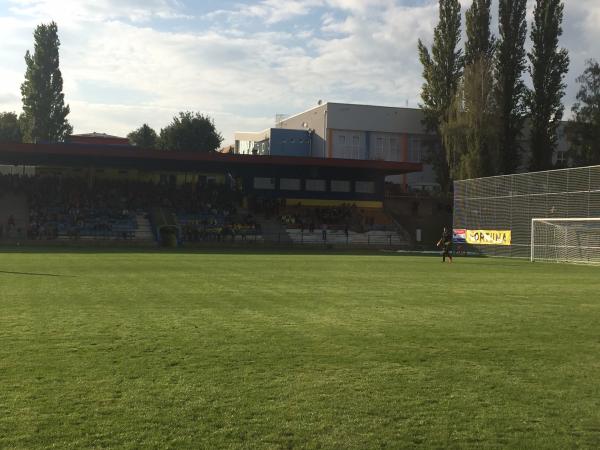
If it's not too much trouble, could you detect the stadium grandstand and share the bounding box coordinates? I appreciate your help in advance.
[0,140,426,248]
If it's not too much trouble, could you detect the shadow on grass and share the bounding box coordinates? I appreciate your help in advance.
[0,240,487,259]
[0,245,446,258]
[0,270,74,277]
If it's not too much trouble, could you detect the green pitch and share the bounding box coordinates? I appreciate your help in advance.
[1,251,599,449]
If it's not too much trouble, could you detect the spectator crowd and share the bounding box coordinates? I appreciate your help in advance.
[0,174,251,242]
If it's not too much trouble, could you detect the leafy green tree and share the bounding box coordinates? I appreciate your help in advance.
[527,0,570,171]
[417,0,463,191]
[159,112,223,152]
[127,124,158,149]
[566,60,600,166]
[495,0,528,174]
[20,21,72,143]
[442,58,498,180]
[465,0,495,66]
[440,0,497,179]
[441,0,497,180]
[0,112,23,143]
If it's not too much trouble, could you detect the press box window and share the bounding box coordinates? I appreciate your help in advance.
[253,177,276,190]
[306,179,326,192]
[355,181,375,194]
[280,178,301,191]
[331,180,351,192]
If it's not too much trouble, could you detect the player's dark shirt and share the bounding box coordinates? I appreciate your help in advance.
[442,230,452,246]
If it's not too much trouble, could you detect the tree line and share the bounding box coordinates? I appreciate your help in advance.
[0,22,223,153]
[418,0,599,189]
[126,113,222,152]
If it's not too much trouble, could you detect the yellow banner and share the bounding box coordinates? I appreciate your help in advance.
[466,230,512,246]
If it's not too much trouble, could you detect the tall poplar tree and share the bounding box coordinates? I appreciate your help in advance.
[442,58,497,180]
[495,0,528,174]
[465,0,495,66]
[528,0,569,171]
[417,0,463,191]
[442,0,497,180]
[20,21,72,143]
[566,60,600,166]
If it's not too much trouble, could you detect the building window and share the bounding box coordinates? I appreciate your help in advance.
[331,180,351,192]
[352,135,360,147]
[355,181,376,194]
[389,138,401,162]
[412,148,423,162]
[253,177,276,190]
[374,137,385,160]
[280,178,301,191]
[556,151,567,165]
[408,138,424,162]
[339,135,346,145]
[306,179,326,192]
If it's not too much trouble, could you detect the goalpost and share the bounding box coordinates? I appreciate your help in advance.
[531,218,600,264]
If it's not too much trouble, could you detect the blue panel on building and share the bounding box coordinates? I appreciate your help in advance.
[269,128,311,157]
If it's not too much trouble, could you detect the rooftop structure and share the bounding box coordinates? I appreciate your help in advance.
[67,132,130,146]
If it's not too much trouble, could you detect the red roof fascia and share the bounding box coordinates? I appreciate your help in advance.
[0,142,422,173]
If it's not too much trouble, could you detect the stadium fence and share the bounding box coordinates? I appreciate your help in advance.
[454,165,600,259]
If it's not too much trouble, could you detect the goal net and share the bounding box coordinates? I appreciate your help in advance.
[531,218,600,264]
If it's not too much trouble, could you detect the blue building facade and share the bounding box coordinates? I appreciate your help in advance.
[269,129,311,157]
[234,128,311,158]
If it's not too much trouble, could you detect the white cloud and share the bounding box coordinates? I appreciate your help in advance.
[1,0,598,144]
[8,0,190,23]
[207,0,323,25]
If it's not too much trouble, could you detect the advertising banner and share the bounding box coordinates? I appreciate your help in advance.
[453,229,467,244]
[466,230,512,246]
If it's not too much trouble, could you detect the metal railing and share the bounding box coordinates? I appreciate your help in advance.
[3,230,410,250]
[178,231,409,249]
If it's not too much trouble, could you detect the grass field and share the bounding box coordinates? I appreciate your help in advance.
[1,250,599,449]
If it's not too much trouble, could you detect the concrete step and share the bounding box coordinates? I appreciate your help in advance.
[134,213,155,241]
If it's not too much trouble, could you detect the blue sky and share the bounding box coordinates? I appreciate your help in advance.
[0,0,598,144]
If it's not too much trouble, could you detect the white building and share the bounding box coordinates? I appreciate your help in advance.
[236,102,440,191]
[234,102,571,191]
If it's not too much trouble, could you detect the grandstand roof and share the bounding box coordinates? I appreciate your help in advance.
[0,142,422,176]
